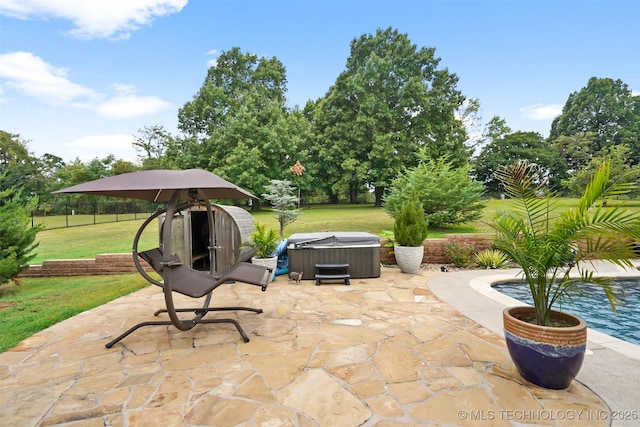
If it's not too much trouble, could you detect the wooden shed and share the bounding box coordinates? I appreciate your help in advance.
[163,204,255,275]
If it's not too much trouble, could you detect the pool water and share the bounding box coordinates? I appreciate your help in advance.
[493,279,640,346]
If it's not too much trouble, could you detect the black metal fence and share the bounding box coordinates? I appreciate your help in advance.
[30,200,159,230]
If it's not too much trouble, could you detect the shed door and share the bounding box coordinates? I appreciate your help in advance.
[213,210,238,274]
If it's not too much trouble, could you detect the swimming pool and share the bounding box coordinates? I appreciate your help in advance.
[493,278,640,346]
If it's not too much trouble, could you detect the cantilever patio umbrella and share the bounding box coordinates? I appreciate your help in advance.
[52,168,256,202]
[53,169,270,348]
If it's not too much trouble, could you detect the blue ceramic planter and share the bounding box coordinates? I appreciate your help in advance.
[503,307,587,390]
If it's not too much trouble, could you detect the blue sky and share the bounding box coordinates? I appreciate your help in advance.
[1,0,638,163]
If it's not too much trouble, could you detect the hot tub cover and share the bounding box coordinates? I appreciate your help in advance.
[288,232,380,248]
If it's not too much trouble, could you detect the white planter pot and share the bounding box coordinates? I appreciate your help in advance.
[394,245,424,274]
[251,256,278,282]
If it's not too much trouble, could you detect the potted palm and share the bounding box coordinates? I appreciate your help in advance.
[243,222,280,282]
[393,200,429,274]
[490,160,640,389]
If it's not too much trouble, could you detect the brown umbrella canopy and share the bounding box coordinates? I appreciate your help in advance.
[53,169,256,202]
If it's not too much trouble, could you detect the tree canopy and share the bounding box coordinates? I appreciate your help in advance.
[5,41,639,211]
[562,144,639,197]
[474,131,562,195]
[550,77,640,165]
[0,131,42,205]
[133,125,174,170]
[175,48,305,207]
[309,27,470,206]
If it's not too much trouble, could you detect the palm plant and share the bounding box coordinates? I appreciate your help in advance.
[490,160,640,326]
[244,222,280,258]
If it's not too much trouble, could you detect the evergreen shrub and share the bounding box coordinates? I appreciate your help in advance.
[393,200,428,247]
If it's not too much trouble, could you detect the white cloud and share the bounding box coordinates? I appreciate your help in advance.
[520,104,563,120]
[112,83,137,95]
[632,90,639,97]
[0,51,100,104]
[98,83,173,119]
[66,134,138,161]
[0,51,172,118]
[0,0,187,40]
[97,94,172,118]
[206,49,219,68]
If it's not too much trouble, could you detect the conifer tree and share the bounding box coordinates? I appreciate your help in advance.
[262,179,301,237]
[0,186,42,285]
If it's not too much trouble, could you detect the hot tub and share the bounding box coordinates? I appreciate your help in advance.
[287,232,381,279]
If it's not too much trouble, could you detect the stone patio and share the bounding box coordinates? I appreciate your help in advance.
[0,268,611,426]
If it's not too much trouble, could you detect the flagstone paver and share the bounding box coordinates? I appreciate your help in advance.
[0,268,610,426]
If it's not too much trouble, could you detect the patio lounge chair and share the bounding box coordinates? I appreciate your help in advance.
[104,247,272,348]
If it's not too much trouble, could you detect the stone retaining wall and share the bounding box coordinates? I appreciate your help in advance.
[379,233,494,265]
[21,234,495,277]
[20,253,153,278]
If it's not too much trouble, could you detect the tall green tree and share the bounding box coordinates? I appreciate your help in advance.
[475,131,561,195]
[549,77,640,165]
[28,153,67,204]
[52,156,122,205]
[550,132,595,192]
[457,98,483,150]
[0,131,41,204]
[133,125,174,170]
[471,115,511,184]
[177,48,300,207]
[0,186,42,285]
[284,109,314,200]
[482,116,512,144]
[55,156,116,187]
[562,144,638,197]
[552,132,594,174]
[311,27,469,205]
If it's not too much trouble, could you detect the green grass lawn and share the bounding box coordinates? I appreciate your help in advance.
[32,204,400,264]
[32,219,159,264]
[0,274,149,353]
[31,199,640,264]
